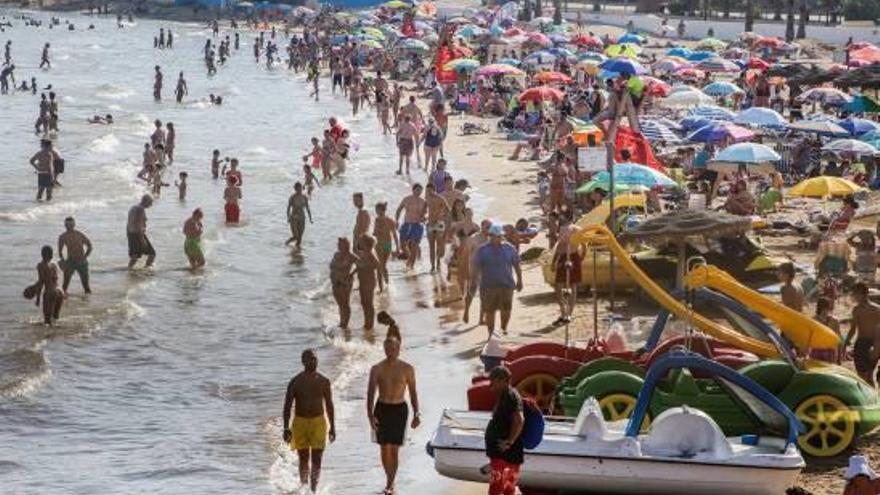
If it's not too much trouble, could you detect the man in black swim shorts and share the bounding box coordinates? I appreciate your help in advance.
[367,337,420,495]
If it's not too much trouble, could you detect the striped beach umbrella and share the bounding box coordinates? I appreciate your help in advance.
[688,105,736,121]
[702,81,744,97]
[639,120,682,143]
[695,57,741,73]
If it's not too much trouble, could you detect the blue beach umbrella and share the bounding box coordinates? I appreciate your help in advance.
[686,50,716,61]
[714,142,781,163]
[680,115,714,132]
[702,81,744,97]
[594,163,677,188]
[666,47,691,58]
[860,130,880,142]
[688,122,755,143]
[838,117,880,137]
[497,57,521,66]
[599,57,646,75]
[577,52,606,63]
[688,105,736,121]
[638,120,682,144]
[733,107,787,128]
[618,32,645,45]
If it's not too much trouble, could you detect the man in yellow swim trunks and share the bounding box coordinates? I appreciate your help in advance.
[282,349,336,493]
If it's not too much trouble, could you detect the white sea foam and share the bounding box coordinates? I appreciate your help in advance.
[0,199,111,223]
[95,83,135,100]
[89,133,120,154]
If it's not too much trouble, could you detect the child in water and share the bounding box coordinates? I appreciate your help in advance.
[302,136,322,170]
[223,176,242,223]
[211,149,221,179]
[302,164,320,197]
[176,171,188,201]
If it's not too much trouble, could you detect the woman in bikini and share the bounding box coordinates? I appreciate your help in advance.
[450,207,479,299]
[33,245,64,325]
[329,237,359,329]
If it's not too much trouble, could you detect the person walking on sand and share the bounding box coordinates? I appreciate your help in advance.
[471,223,523,334]
[30,138,61,201]
[552,211,584,325]
[424,183,449,275]
[484,365,525,495]
[283,349,336,494]
[183,208,205,270]
[330,237,359,329]
[844,283,880,386]
[395,183,427,270]
[174,72,187,103]
[367,337,420,495]
[39,42,50,69]
[58,216,93,295]
[286,182,312,249]
[31,245,64,325]
[127,194,156,269]
[153,65,163,101]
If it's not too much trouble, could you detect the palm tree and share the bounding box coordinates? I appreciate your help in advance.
[785,0,795,41]
[796,0,806,39]
[745,0,754,32]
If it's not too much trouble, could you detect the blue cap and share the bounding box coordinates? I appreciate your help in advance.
[488,223,504,237]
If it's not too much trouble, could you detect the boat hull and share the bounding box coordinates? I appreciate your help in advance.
[433,447,800,495]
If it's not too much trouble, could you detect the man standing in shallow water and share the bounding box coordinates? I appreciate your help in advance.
[367,337,420,495]
[127,194,155,269]
[58,216,93,294]
[283,349,336,494]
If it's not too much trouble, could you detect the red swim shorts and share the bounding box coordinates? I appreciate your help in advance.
[488,458,521,495]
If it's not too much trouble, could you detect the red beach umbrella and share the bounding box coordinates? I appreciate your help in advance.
[533,71,573,84]
[518,86,565,103]
[747,57,769,70]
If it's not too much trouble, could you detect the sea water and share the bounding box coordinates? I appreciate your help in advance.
[0,9,474,494]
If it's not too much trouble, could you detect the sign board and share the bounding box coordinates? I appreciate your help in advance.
[578,147,606,173]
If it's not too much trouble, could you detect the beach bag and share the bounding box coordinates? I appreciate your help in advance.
[521,397,545,450]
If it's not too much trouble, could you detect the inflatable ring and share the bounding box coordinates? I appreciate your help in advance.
[794,395,857,457]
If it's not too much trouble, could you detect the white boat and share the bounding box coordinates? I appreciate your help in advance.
[429,353,805,495]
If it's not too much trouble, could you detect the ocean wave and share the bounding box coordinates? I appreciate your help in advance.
[88,133,120,154]
[62,95,76,103]
[0,346,51,399]
[95,83,135,100]
[246,146,269,156]
[0,199,111,223]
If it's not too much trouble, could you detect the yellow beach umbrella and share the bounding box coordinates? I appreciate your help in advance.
[384,0,411,9]
[604,43,640,58]
[787,177,865,198]
[359,27,386,40]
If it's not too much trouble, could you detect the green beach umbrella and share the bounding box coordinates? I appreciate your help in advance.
[576,179,631,194]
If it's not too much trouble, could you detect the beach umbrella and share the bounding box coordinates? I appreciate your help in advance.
[533,71,573,84]
[747,57,770,70]
[653,58,686,73]
[642,116,683,132]
[518,86,565,103]
[788,177,865,198]
[605,44,640,58]
[571,34,603,48]
[577,52,606,63]
[383,0,411,8]
[357,27,386,40]
[688,122,755,143]
[721,47,748,59]
[359,39,383,49]
[679,115,715,132]
[660,89,714,108]
[530,16,554,26]
[688,105,736,121]
[845,95,880,114]
[496,57,521,66]
[734,107,788,128]
[642,76,671,97]
[397,38,429,53]
[638,120,682,143]
[443,58,481,73]
[822,139,879,156]
[593,163,676,189]
[618,32,646,45]
[695,57,741,73]
[788,119,849,136]
[416,1,437,17]
[576,60,602,75]
[673,67,706,81]
[686,50,716,61]
[549,33,570,45]
[755,37,784,49]
[547,47,576,60]
[702,81,744,97]
[838,117,880,136]
[697,37,726,52]
[576,179,631,194]
[860,129,880,143]
[666,47,691,58]
[523,52,556,66]
[457,25,486,38]
[714,142,781,163]
[526,32,553,47]
[798,87,853,105]
[599,57,645,75]
[504,27,526,37]
[477,63,524,77]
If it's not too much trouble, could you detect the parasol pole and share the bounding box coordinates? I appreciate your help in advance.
[592,247,598,341]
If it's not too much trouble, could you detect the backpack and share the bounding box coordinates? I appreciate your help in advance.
[521,397,545,450]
